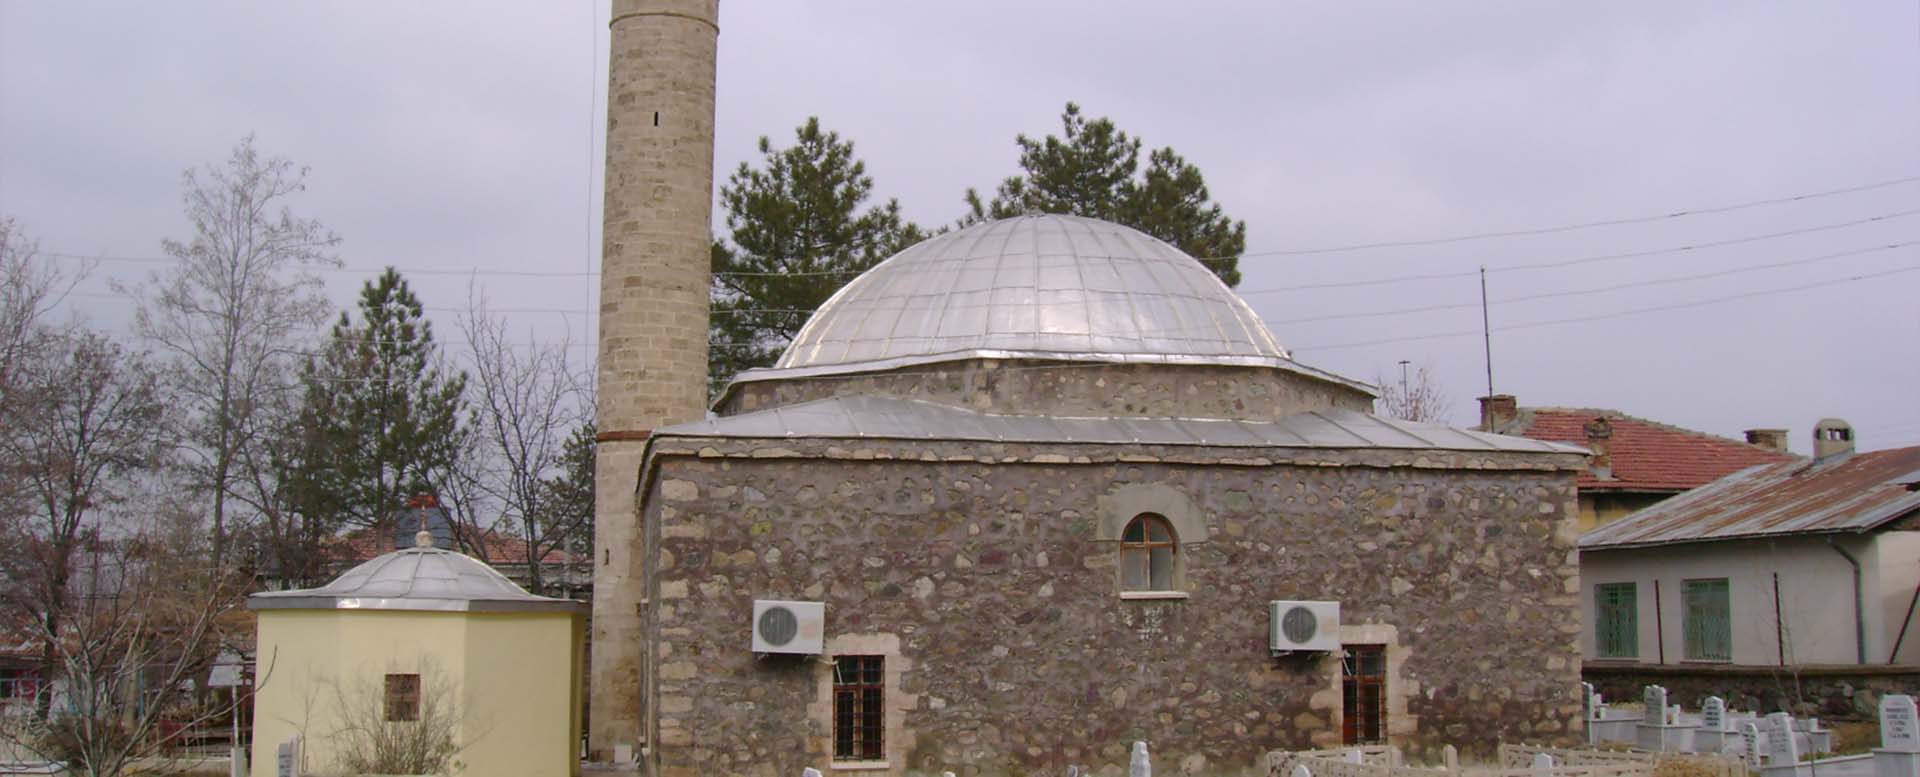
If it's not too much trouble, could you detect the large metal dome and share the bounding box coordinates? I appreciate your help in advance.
[769,215,1291,376]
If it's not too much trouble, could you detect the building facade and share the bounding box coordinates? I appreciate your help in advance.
[614,215,1590,776]
[1579,422,1920,717]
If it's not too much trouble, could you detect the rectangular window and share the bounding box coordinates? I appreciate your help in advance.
[1595,583,1638,659]
[384,673,421,722]
[833,656,884,761]
[1682,578,1732,661]
[1342,645,1387,745]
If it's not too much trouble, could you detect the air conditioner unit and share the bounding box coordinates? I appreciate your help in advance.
[1269,600,1341,654]
[751,600,825,655]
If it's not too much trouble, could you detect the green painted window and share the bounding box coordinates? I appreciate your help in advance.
[1683,578,1732,661]
[1594,583,1637,658]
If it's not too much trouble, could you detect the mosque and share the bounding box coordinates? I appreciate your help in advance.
[587,3,1588,775]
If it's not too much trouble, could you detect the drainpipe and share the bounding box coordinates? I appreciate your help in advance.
[1827,537,1867,664]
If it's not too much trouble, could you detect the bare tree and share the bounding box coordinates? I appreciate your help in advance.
[118,136,341,570]
[1378,361,1453,424]
[451,293,590,596]
[0,527,252,777]
[323,658,473,776]
[0,331,175,723]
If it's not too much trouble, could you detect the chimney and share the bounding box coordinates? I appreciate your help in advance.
[1813,418,1855,462]
[1478,394,1518,433]
[1584,416,1614,480]
[1744,428,1790,455]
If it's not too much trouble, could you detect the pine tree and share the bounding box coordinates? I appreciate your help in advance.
[285,269,468,546]
[965,102,1247,286]
[709,118,926,391]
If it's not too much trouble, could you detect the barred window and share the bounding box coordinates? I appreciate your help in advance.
[1594,583,1638,659]
[833,656,884,761]
[1342,645,1387,745]
[384,673,421,722]
[1682,578,1731,661]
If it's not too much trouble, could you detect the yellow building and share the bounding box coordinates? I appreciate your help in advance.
[249,532,585,777]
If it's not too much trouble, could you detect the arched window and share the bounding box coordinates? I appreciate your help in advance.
[1120,513,1177,591]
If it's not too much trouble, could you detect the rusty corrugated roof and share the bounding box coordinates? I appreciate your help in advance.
[1580,445,1920,549]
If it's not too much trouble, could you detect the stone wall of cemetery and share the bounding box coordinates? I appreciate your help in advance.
[638,436,1587,776]
[1586,664,1920,721]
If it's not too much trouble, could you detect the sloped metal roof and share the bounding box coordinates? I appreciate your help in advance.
[1580,445,1920,550]
[741,215,1375,389]
[249,540,584,614]
[657,395,1586,455]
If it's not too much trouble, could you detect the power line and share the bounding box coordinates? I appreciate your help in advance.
[1245,174,1920,257]
[1293,263,1920,353]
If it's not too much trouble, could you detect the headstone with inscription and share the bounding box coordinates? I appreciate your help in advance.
[1766,712,1800,766]
[1645,685,1668,714]
[1742,722,1763,770]
[275,735,301,777]
[1703,697,1727,731]
[1886,696,1920,753]
[1636,685,1685,752]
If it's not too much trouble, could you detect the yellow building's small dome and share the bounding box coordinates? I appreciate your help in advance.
[248,545,583,614]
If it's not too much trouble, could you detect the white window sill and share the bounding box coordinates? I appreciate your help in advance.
[831,761,891,771]
[1119,590,1189,601]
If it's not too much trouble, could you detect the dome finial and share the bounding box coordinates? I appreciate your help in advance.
[415,529,435,549]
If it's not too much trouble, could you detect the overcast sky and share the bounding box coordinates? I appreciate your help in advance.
[3,1,1916,452]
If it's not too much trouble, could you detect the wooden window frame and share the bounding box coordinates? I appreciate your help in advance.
[384,673,421,722]
[1682,578,1732,662]
[1342,645,1387,745]
[1119,513,1178,592]
[833,656,885,762]
[1594,582,1638,659]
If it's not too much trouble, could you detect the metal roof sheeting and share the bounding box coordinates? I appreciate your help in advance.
[1580,445,1920,550]
[761,215,1320,374]
[249,546,585,613]
[657,395,1587,455]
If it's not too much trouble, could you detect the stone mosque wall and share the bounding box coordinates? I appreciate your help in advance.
[639,436,1587,776]
[719,360,1377,421]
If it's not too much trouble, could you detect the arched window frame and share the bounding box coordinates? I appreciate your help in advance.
[1119,513,1180,593]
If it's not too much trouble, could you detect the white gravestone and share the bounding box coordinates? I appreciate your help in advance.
[1703,697,1727,731]
[1742,722,1763,770]
[275,735,302,777]
[1532,753,1556,770]
[1668,704,1683,726]
[802,770,822,777]
[1346,751,1365,764]
[1130,741,1151,777]
[1644,685,1667,716]
[1444,745,1460,772]
[1292,766,1313,777]
[1885,696,1920,753]
[1767,712,1800,766]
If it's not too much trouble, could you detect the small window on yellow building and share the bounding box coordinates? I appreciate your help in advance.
[385,673,421,722]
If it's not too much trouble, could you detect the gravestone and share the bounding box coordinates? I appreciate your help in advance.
[1346,751,1365,764]
[1444,745,1460,772]
[1668,704,1683,726]
[275,735,301,777]
[1885,695,1920,753]
[803,770,822,777]
[1532,753,1555,770]
[1637,685,1684,752]
[1766,712,1800,766]
[1583,683,1596,720]
[1292,766,1313,777]
[1742,722,1762,770]
[1644,685,1668,715]
[1130,741,1150,777]
[1703,696,1727,731]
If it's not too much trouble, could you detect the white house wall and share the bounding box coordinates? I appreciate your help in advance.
[1581,534,1886,666]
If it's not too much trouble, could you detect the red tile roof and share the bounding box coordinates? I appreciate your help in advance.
[333,527,574,566]
[1505,408,1797,492]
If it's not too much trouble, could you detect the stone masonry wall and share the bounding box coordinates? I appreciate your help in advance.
[641,438,1585,776]
[718,359,1376,422]
[591,0,719,760]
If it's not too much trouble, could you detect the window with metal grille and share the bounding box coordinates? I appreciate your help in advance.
[833,656,884,761]
[1682,578,1731,661]
[1342,645,1387,745]
[1594,582,1638,658]
[384,673,421,722]
[1120,513,1177,591]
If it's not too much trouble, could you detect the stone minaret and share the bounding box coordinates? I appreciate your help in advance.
[590,0,718,762]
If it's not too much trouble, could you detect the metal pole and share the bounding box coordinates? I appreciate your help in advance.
[1479,267,1494,398]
